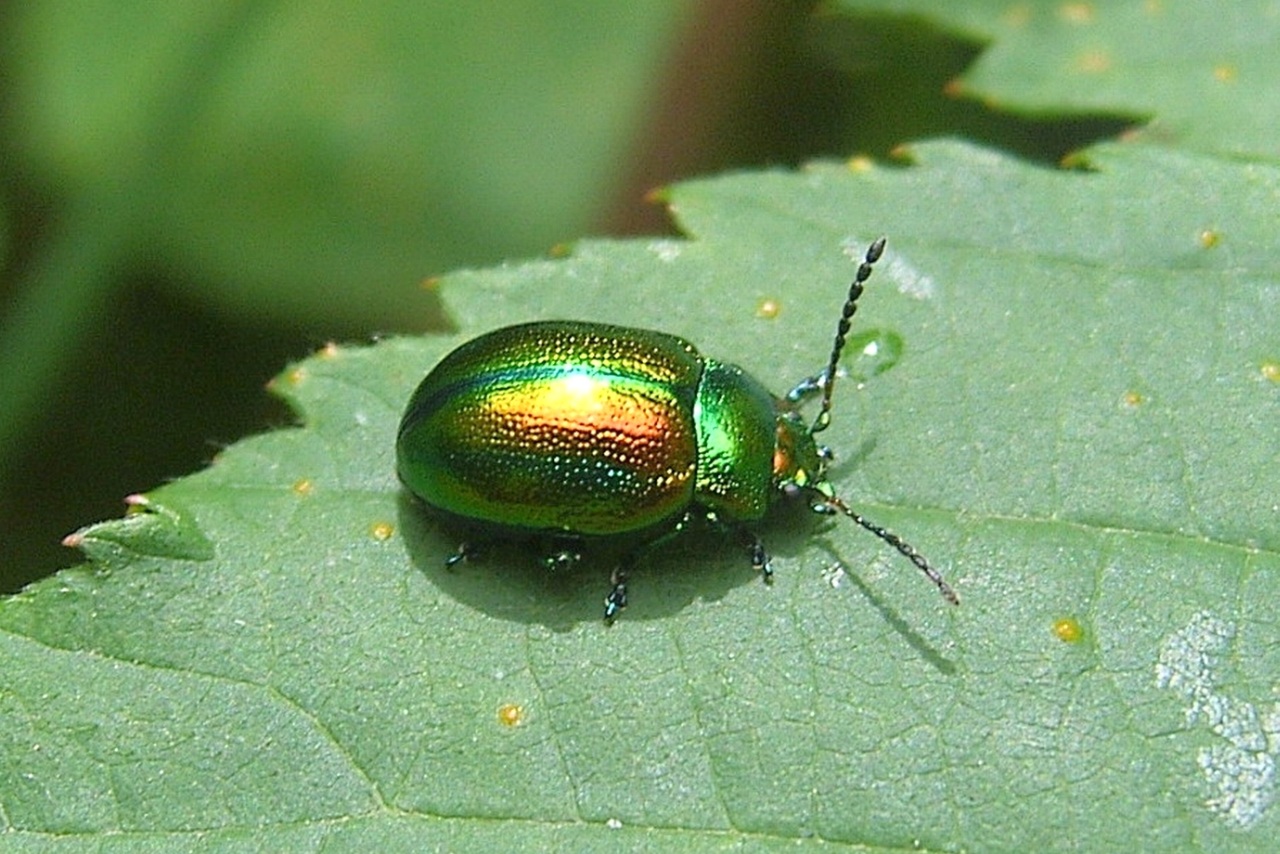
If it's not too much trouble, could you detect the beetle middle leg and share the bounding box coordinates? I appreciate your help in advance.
[704,510,773,585]
[602,534,674,623]
[602,511,700,622]
[735,526,773,584]
[601,512,774,622]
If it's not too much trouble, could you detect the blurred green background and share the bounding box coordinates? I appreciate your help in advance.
[0,0,1127,592]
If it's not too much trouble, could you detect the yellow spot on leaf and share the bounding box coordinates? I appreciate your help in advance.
[1059,2,1094,24]
[1075,51,1111,73]
[755,298,781,320]
[1002,4,1032,28]
[1053,617,1084,643]
[497,703,527,727]
[846,155,874,173]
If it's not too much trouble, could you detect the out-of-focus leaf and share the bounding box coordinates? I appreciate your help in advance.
[836,0,1280,160]
[5,0,686,326]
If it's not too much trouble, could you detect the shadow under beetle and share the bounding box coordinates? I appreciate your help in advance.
[396,238,959,620]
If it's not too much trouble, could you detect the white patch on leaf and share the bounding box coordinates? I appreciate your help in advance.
[1156,611,1278,829]
[647,240,682,262]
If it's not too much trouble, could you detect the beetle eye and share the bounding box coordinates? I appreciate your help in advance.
[811,502,837,516]
[818,446,834,462]
[782,482,802,500]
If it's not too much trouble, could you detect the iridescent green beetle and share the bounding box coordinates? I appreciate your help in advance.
[397,238,958,620]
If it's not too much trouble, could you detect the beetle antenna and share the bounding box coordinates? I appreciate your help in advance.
[825,494,959,604]
[811,236,886,435]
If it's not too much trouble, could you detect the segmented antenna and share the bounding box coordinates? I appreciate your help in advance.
[806,237,958,605]
[810,236,886,435]
[826,495,960,605]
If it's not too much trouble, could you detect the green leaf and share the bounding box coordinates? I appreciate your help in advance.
[836,0,1280,160]
[3,140,1278,850]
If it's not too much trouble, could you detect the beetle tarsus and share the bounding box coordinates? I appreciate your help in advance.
[604,567,629,622]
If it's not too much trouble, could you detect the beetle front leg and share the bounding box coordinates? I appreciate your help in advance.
[784,372,827,405]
